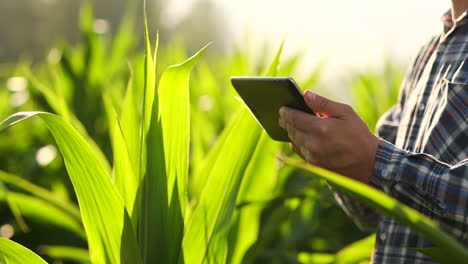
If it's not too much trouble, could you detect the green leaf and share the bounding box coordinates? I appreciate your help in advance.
[0,182,29,233]
[140,44,209,264]
[23,67,72,121]
[336,234,375,263]
[136,13,157,261]
[297,252,335,264]
[23,69,112,175]
[0,112,141,264]
[119,75,140,173]
[0,237,47,264]
[40,245,90,263]
[189,97,234,199]
[0,190,85,239]
[188,62,222,192]
[182,109,262,264]
[227,133,281,264]
[0,171,81,224]
[159,43,210,214]
[284,157,468,263]
[102,91,138,227]
[79,1,94,34]
[141,16,158,137]
[227,42,284,264]
[264,40,285,77]
[108,2,137,76]
[136,16,158,209]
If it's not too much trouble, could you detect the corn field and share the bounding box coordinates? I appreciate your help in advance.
[0,2,466,264]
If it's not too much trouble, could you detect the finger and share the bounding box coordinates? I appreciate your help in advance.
[280,107,335,137]
[303,90,350,119]
[278,116,284,128]
[299,144,318,164]
[289,131,319,165]
[279,107,319,132]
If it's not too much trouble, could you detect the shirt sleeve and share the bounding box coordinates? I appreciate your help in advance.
[370,139,468,239]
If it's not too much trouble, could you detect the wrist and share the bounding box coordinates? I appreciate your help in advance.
[364,134,381,184]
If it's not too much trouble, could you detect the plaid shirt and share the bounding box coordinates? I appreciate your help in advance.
[334,9,468,263]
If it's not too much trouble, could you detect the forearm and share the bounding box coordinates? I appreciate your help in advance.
[329,107,400,231]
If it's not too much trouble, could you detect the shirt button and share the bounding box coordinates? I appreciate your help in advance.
[418,104,425,116]
[381,169,390,179]
[380,232,387,241]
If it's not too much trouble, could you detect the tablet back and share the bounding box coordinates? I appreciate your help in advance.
[231,77,314,141]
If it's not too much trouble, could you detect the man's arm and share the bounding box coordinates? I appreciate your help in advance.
[280,91,401,230]
[329,106,401,231]
[278,44,423,230]
[279,90,467,238]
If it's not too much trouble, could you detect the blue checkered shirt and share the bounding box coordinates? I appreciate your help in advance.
[334,10,468,263]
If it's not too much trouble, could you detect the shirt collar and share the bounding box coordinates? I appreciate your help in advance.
[442,9,468,33]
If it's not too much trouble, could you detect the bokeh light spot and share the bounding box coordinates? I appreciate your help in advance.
[7,77,27,92]
[198,95,214,111]
[36,145,58,167]
[47,48,62,64]
[93,19,110,34]
[0,224,14,239]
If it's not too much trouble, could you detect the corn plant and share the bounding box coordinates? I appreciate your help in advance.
[1,3,467,264]
[0,9,284,262]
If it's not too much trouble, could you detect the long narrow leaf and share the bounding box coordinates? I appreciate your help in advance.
[102,93,138,226]
[24,69,112,175]
[119,75,140,171]
[0,112,141,264]
[335,234,375,263]
[41,245,90,263]
[0,171,81,223]
[159,43,210,217]
[0,190,85,239]
[136,15,159,189]
[0,238,47,264]
[141,44,209,264]
[227,41,284,264]
[182,109,262,264]
[137,13,157,261]
[284,157,468,263]
[227,133,281,264]
[264,40,285,77]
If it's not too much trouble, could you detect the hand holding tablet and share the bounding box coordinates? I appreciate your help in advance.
[230,76,314,141]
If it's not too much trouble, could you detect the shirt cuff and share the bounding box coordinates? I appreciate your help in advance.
[369,139,409,193]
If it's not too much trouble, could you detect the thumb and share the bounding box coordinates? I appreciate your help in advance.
[303,90,348,118]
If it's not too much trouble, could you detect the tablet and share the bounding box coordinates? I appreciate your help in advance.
[231,77,314,142]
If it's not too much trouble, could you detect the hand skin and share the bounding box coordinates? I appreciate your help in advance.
[278,90,380,184]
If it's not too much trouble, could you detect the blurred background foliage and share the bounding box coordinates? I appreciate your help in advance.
[0,0,404,263]
[0,0,227,64]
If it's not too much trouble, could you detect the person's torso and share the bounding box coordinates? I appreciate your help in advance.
[373,10,468,264]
